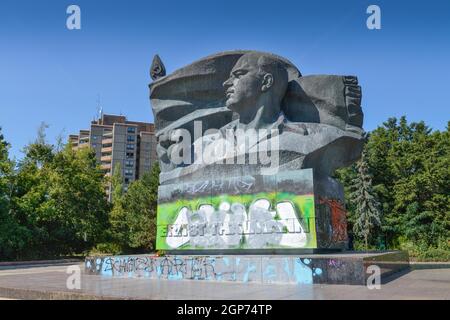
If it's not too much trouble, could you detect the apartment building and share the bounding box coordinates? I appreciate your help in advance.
[69,113,158,199]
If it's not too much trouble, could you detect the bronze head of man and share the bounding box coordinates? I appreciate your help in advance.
[222,52,289,127]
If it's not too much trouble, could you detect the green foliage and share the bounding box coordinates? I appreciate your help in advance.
[416,247,450,262]
[348,150,381,249]
[122,163,159,251]
[107,163,160,254]
[89,242,122,256]
[111,162,124,203]
[337,117,449,260]
[108,163,127,250]
[0,122,160,260]
[2,116,448,261]
[0,128,30,259]
[400,239,450,262]
[1,126,110,261]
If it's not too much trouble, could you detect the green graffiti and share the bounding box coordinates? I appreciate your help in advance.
[156,193,317,250]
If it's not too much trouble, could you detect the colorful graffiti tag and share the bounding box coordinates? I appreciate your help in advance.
[85,255,323,284]
[156,169,319,250]
[319,198,348,243]
[156,193,316,250]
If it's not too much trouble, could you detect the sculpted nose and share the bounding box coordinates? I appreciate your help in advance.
[223,77,232,89]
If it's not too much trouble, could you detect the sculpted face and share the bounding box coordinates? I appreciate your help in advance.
[223,54,265,114]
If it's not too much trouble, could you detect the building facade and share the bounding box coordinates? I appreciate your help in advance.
[69,114,158,199]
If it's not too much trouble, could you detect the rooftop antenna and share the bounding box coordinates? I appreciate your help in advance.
[96,94,103,121]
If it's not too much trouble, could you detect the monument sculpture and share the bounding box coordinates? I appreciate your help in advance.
[84,50,409,285]
[150,50,364,252]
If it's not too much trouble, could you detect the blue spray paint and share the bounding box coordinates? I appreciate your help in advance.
[96,257,102,271]
[168,270,183,280]
[101,257,113,277]
[242,262,256,283]
[216,257,230,281]
[293,258,313,284]
[314,268,323,276]
[263,264,276,280]
[204,258,215,281]
[283,258,291,280]
[156,264,162,277]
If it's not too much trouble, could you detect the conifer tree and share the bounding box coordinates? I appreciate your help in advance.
[349,150,382,249]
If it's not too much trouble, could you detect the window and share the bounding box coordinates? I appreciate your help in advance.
[127,135,135,142]
[127,127,136,133]
[126,152,134,159]
[124,169,133,176]
[126,160,134,167]
[127,144,134,150]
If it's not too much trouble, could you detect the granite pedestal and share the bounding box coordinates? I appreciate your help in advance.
[85,251,409,285]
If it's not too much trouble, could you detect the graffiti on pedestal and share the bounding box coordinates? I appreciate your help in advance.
[319,198,348,243]
[157,193,317,250]
[156,169,318,250]
[85,255,324,284]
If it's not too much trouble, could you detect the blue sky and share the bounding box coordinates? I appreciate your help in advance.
[1,0,449,160]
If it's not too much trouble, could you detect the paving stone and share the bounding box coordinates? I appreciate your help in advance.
[0,263,448,300]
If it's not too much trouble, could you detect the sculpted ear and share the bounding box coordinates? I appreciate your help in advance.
[261,73,273,92]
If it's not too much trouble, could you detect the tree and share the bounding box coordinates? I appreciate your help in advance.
[43,145,110,253]
[0,127,12,218]
[338,117,449,257]
[108,163,160,253]
[108,163,127,250]
[349,150,381,249]
[10,127,55,258]
[0,128,29,260]
[121,163,160,251]
[111,162,124,204]
[388,120,449,248]
[9,126,110,259]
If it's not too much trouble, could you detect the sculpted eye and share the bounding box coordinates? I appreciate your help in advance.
[233,70,247,77]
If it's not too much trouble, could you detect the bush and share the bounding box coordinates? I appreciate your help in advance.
[417,247,450,262]
[401,239,450,262]
[88,242,122,256]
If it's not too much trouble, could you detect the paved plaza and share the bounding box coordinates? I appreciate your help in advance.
[0,262,449,300]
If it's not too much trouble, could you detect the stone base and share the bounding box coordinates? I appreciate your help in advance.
[85,251,409,285]
[157,169,353,252]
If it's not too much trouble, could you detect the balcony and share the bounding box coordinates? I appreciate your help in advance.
[102,138,113,145]
[101,155,112,162]
[101,146,113,153]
